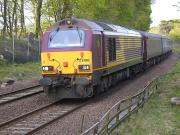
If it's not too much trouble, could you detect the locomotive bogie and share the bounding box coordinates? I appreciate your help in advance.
[40,74,93,100]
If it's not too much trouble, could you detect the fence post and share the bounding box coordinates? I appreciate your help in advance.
[12,33,15,64]
[38,38,41,61]
[116,104,120,122]
[155,79,158,92]
[105,113,110,133]
[142,91,146,109]
[93,125,99,135]
[127,98,132,122]
[27,38,30,61]
[80,114,85,134]
[136,95,140,114]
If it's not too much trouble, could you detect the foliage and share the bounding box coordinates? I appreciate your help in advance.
[169,22,180,41]
[159,20,174,35]
[1,0,152,38]
[0,55,7,65]
[73,0,152,31]
[150,19,180,42]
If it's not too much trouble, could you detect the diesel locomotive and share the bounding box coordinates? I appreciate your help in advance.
[39,18,172,100]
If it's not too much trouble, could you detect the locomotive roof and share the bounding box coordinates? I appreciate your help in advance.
[162,35,170,39]
[48,18,168,39]
[138,31,162,38]
[82,19,141,36]
[56,18,141,37]
[106,24,141,36]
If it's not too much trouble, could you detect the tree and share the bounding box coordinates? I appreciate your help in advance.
[61,0,73,19]
[74,0,151,31]
[12,0,18,37]
[1,0,153,38]
[159,21,174,35]
[2,0,7,37]
[149,19,180,42]
[31,0,43,38]
[19,0,26,37]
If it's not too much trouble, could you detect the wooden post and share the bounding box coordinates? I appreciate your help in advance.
[80,114,85,134]
[12,33,15,64]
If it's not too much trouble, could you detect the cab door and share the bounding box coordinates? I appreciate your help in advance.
[92,32,103,69]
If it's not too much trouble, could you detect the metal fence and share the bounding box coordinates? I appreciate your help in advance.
[0,36,40,64]
[81,71,180,135]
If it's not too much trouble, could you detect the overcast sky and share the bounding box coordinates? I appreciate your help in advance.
[151,0,180,27]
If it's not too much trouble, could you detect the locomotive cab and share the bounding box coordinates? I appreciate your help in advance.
[40,19,95,100]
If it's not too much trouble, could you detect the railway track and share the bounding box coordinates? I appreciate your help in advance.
[0,100,87,135]
[0,85,43,105]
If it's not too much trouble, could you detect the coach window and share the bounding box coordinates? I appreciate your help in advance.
[108,38,116,61]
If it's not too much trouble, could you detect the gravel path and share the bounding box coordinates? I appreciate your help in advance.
[31,53,179,135]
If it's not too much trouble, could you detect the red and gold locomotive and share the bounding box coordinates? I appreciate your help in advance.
[39,18,172,100]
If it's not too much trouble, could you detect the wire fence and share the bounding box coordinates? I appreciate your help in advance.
[0,35,40,64]
[81,71,180,135]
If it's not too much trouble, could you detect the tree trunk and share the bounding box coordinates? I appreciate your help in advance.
[35,0,43,38]
[19,0,26,38]
[31,0,43,38]
[2,0,7,37]
[12,0,18,37]
[7,4,12,37]
[61,0,73,19]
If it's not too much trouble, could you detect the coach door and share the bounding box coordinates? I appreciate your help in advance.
[142,36,147,61]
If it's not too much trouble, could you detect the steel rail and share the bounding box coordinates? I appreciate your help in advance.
[0,85,43,105]
[0,102,56,128]
[25,102,88,135]
[0,100,88,135]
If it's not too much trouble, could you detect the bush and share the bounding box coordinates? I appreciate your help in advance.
[0,55,7,65]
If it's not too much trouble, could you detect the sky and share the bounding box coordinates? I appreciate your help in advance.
[151,0,180,27]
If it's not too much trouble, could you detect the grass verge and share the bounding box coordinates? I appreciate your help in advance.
[112,58,180,135]
[0,62,41,80]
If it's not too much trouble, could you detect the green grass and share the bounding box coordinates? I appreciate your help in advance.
[174,47,180,53]
[173,43,180,53]
[112,57,180,135]
[0,62,41,80]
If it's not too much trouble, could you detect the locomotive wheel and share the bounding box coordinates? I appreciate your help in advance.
[86,86,94,97]
[76,85,85,97]
[103,78,109,91]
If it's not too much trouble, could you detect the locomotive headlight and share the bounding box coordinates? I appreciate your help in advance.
[42,66,54,71]
[45,67,49,71]
[78,65,90,70]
